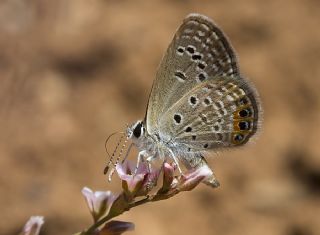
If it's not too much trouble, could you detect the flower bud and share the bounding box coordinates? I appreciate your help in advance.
[99,220,134,235]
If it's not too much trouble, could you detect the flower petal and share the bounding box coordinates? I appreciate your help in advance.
[22,216,44,235]
[163,162,176,186]
[116,161,150,195]
[135,161,149,175]
[116,163,130,179]
[136,167,160,196]
[82,187,95,212]
[178,165,213,191]
[82,187,118,222]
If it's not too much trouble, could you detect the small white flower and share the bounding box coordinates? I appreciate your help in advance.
[82,187,118,222]
[22,216,44,235]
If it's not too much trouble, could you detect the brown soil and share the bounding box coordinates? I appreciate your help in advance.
[0,1,319,235]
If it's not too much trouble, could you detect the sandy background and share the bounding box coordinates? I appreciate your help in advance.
[0,0,319,235]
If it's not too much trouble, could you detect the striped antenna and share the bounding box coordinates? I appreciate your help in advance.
[115,137,128,166]
[103,132,125,175]
[107,133,129,181]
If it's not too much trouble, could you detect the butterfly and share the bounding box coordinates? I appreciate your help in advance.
[106,13,261,187]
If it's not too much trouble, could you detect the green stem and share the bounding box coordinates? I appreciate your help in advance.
[84,213,114,235]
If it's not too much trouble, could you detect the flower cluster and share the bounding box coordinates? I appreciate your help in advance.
[79,160,214,235]
[20,159,216,235]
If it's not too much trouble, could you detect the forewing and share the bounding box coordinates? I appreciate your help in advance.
[146,14,239,135]
[158,77,260,151]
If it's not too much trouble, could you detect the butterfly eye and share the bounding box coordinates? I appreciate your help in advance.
[133,122,143,138]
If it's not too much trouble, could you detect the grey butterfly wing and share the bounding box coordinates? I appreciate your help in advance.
[158,77,260,152]
[146,13,239,136]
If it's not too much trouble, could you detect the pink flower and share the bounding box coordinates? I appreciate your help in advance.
[21,216,44,235]
[99,220,134,235]
[178,165,213,191]
[116,161,160,197]
[116,161,147,192]
[160,162,176,192]
[82,187,119,222]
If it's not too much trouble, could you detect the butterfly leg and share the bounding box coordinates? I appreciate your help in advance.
[135,149,158,174]
[145,151,159,172]
[167,148,182,174]
[135,150,147,174]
